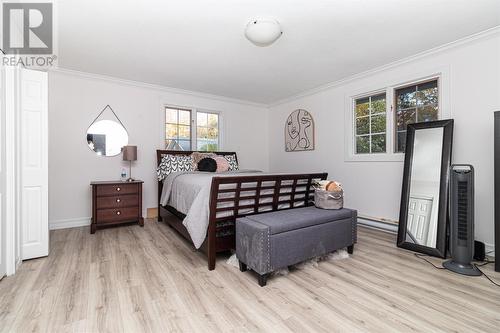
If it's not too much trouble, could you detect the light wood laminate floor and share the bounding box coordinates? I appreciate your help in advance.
[1,218,499,333]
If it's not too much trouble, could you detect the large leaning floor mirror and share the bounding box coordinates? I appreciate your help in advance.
[397,119,454,258]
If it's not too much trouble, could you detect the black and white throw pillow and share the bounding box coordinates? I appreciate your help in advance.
[224,154,239,171]
[157,154,193,181]
[197,157,217,172]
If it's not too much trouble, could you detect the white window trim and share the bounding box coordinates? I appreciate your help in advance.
[161,103,223,151]
[344,67,450,162]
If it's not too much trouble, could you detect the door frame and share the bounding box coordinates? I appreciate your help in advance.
[3,65,22,275]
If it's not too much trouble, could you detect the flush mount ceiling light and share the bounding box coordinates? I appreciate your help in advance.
[245,19,283,47]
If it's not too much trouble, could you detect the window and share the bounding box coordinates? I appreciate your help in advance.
[196,112,219,151]
[165,107,220,151]
[354,93,387,154]
[394,79,438,152]
[347,76,442,161]
[165,107,192,151]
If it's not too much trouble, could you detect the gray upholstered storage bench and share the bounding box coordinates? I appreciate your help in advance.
[236,206,357,286]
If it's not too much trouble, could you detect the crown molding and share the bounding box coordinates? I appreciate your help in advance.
[49,67,267,108]
[268,26,500,108]
[50,26,499,109]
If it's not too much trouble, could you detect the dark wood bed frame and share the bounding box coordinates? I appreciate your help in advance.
[157,150,328,270]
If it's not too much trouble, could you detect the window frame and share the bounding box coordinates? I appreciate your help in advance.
[353,92,388,155]
[165,107,193,151]
[195,110,221,151]
[344,69,449,162]
[393,78,440,153]
[163,104,223,151]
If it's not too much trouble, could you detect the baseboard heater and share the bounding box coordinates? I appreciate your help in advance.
[357,215,398,233]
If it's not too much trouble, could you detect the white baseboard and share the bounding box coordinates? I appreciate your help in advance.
[49,217,91,230]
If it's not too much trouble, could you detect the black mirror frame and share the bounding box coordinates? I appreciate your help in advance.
[397,119,454,258]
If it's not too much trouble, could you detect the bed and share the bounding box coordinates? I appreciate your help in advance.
[156,150,327,270]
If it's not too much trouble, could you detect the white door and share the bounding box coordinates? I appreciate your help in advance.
[0,68,6,278]
[20,68,48,260]
[407,195,433,245]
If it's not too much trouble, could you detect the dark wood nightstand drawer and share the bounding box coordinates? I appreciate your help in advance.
[96,183,138,196]
[96,207,139,223]
[96,194,139,209]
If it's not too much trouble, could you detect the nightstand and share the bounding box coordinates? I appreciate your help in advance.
[90,180,144,234]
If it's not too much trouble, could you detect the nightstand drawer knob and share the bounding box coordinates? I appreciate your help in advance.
[116,211,121,215]
[116,187,121,191]
[116,198,121,203]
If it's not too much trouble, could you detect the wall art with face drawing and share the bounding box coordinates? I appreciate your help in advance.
[285,109,315,152]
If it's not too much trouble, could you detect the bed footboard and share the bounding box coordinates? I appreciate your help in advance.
[206,172,328,270]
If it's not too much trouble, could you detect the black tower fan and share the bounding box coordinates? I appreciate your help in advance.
[443,165,481,276]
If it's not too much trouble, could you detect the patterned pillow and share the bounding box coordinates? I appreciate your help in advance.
[197,157,217,172]
[191,152,217,170]
[213,156,230,172]
[224,154,239,171]
[157,154,193,181]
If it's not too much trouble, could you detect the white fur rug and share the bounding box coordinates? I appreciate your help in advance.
[226,248,350,276]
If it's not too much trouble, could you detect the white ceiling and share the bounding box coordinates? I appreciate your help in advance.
[57,0,500,104]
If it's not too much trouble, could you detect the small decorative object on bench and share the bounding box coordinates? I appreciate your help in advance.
[236,206,357,286]
[313,180,343,209]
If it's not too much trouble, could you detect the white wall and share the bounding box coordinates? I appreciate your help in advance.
[268,32,500,247]
[48,71,269,229]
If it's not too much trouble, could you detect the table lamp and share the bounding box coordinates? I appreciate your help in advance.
[122,145,137,182]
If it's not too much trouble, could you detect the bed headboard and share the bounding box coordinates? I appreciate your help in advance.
[156,150,238,212]
[156,150,238,167]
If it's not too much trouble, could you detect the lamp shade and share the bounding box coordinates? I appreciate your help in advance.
[122,145,137,161]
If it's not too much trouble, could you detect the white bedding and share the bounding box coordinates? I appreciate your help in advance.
[160,170,265,248]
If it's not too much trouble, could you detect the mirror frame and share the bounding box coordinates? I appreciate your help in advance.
[86,119,129,157]
[86,105,129,157]
[397,119,454,258]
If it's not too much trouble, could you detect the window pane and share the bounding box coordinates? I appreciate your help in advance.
[356,117,369,135]
[179,110,191,125]
[396,86,416,109]
[197,112,219,151]
[165,139,190,151]
[396,108,416,131]
[371,94,386,114]
[207,127,218,140]
[417,105,438,122]
[178,125,190,139]
[417,80,437,91]
[178,140,191,151]
[371,114,386,133]
[208,114,218,128]
[417,81,438,106]
[354,93,386,155]
[371,134,386,153]
[197,140,218,151]
[197,127,208,139]
[355,98,369,117]
[166,139,179,150]
[197,112,207,127]
[394,79,439,153]
[166,108,178,123]
[356,136,370,154]
[166,124,178,139]
[165,107,192,150]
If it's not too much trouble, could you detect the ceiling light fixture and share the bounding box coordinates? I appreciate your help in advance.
[245,19,282,47]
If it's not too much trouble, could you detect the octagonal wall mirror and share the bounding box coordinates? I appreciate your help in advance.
[86,105,129,157]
